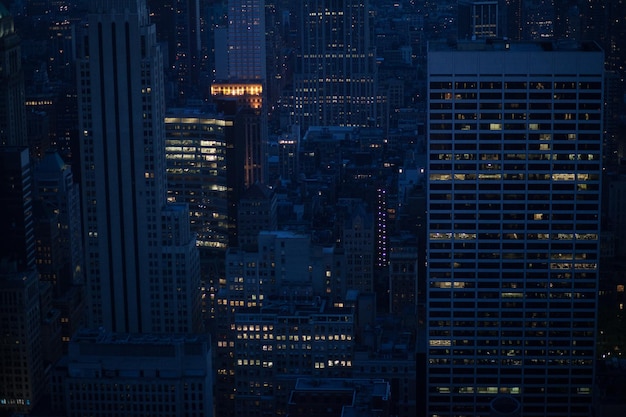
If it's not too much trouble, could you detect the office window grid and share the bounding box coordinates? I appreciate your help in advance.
[165,121,229,250]
[64,380,206,417]
[427,74,602,417]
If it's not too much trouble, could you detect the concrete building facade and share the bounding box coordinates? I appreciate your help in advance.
[426,40,603,417]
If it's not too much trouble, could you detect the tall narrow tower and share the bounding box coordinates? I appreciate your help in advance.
[0,2,27,147]
[227,0,266,81]
[426,40,603,417]
[211,0,269,246]
[293,0,377,131]
[78,0,201,334]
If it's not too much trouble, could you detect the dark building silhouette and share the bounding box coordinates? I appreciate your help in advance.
[237,182,278,251]
[34,151,83,291]
[77,0,201,334]
[0,2,27,147]
[50,329,214,417]
[33,151,86,352]
[286,378,391,417]
[458,1,499,40]
[292,0,377,132]
[0,268,45,414]
[148,0,203,104]
[0,147,35,270]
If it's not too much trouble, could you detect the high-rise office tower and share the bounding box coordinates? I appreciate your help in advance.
[174,0,202,102]
[34,151,84,291]
[148,0,203,104]
[0,148,47,414]
[165,109,230,252]
[212,0,268,211]
[501,0,523,40]
[426,40,603,417]
[0,7,46,411]
[0,2,27,147]
[214,0,267,84]
[77,0,201,334]
[292,0,377,132]
[215,0,268,174]
[210,89,267,245]
[458,1,499,40]
[0,268,45,414]
[226,0,266,81]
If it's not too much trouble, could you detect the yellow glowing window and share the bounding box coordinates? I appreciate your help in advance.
[433,281,465,288]
[430,174,451,181]
[430,233,452,240]
[552,173,575,181]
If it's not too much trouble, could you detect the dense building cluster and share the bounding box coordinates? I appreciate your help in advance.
[1,1,626,417]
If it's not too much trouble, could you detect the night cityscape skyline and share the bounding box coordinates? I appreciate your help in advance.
[1,1,626,417]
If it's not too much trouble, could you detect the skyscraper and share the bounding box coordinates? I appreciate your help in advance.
[0,269,44,414]
[174,0,202,102]
[501,0,523,40]
[212,0,269,205]
[34,151,83,291]
[148,0,204,104]
[0,2,26,147]
[0,148,52,415]
[77,0,201,334]
[165,109,230,252]
[292,0,377,131]
[426,40,603,417]
[458,1,499,40]
[226,0,267,82]
[210,87,268,246]
[0,6,46,412]
[0,148,35,271]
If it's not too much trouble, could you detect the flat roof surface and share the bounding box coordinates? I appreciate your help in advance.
[429,39,603,53]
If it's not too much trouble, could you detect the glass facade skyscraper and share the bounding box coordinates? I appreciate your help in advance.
[165,110,230,252]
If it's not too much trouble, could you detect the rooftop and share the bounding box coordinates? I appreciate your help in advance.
[429,38,603,53]
[72,328,204,346]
